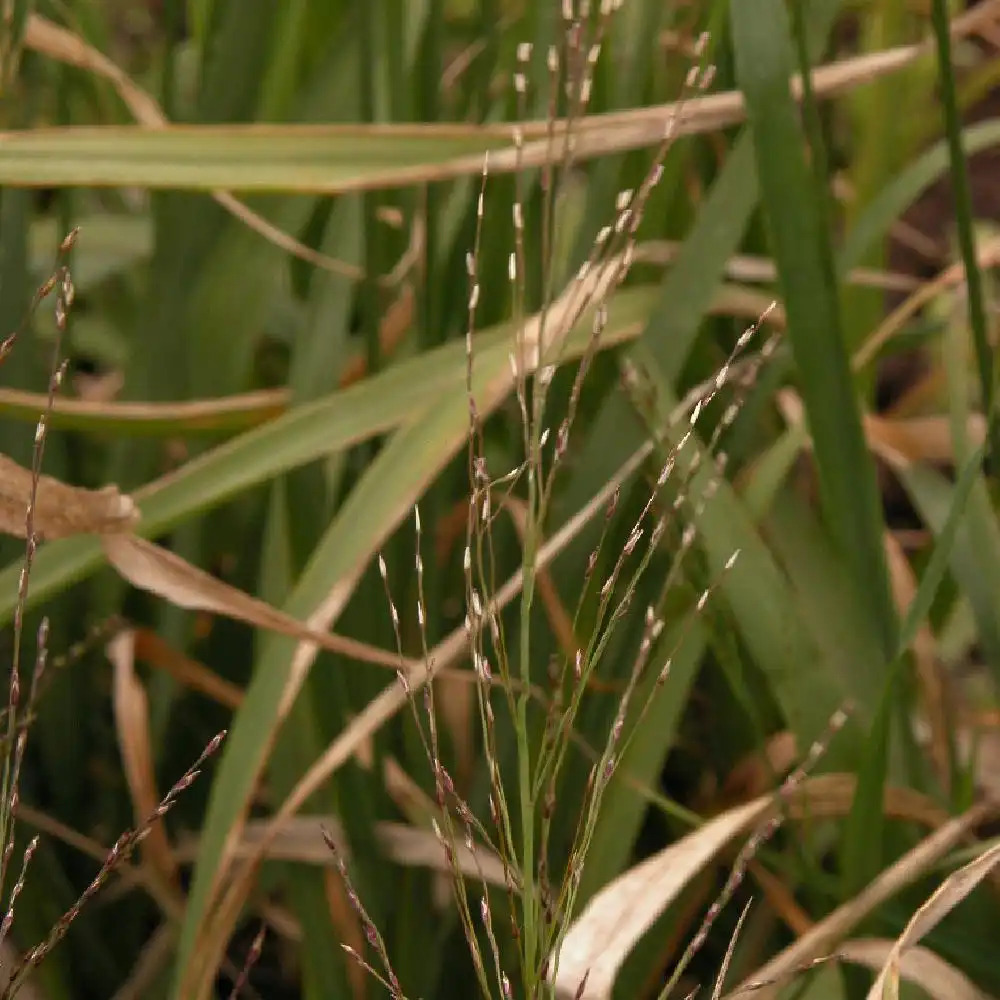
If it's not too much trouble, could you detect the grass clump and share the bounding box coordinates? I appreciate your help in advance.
[0,2,999,1000]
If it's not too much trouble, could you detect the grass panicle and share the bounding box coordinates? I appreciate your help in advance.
[345,13,814,1000]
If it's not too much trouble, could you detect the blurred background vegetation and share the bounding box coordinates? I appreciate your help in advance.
[2,0,1000,998]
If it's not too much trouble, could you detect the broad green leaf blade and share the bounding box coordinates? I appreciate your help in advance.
[0,125,509,192]
[731,0,897,660]
[641,133,758,384]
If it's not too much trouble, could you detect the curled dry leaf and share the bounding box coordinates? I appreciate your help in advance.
[838,938,989,1000]
[101,534,411,672]
[865,840,1000,1000]
[0,453,137,540]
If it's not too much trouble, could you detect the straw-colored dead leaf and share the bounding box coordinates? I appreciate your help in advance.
[552,794,774,1000]
[729,801,998,999]
[108,629,178,887]
[0,453,137,540]
[837,938,989,1000]
[101,534,411,672]
[865,413,986,467]
[865,840,1000,1000]
[175,815,506,887]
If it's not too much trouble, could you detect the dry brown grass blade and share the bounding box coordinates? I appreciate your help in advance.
[748,861,814,938]
[719,731,799,805]
[110,923,178,1000]
[132,628,244,710]
[728,800,999,999]
[864,840,1000,1000]
[853,231,1000,372]
[0,286,414,433]
[23,13,361,278]
[865,413,987,465]
[344,27,986,191]
[322,867,366,1000]
[430,669,475,792]
[552,794,774,1000]
[837,938,991,1000]
[173,815,507,887]
[463,3,999,181]
[713,900,754,1000]
[108,629,179,889]
[101,534,414,673]
[540,0,998,147]
[353,734,439,828]
[778,389,985,468]
[15,802,179,917]
[550,773,982,1000]
[0,452,137,540]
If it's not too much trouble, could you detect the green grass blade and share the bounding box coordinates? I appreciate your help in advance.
[0,125,512,192]
[929,0,994,428]
[898,460,1000,671]
[731,0,897,660]
[632,347,867,748]
[171,391,469,995]
[573,618,706,907]
[897,446,983,655]
[0,283,659,623]
[840,119,1000,275]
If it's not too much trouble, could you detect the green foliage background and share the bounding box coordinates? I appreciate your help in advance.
[0,1,998,998]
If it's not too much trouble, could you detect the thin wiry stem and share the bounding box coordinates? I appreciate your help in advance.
[1,231,77,919]
[2,730,225,999]
[226,925,266,1000]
